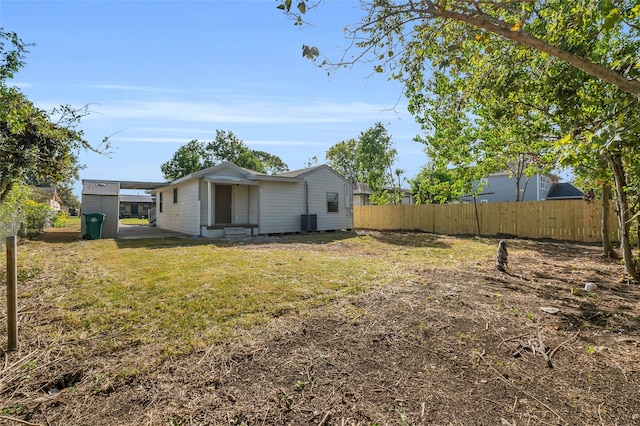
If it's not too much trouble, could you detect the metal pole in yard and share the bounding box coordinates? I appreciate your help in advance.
[6,235,18,351]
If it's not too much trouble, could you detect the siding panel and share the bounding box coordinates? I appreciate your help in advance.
[304,168,353,231]
[259,181,305,233]
[157,180,200,235]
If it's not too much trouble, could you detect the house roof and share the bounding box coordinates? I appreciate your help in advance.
[278,164,354,186]
[486,170,560,182]
[120,194,155,203]
[35,186,62,202]
[82,179,166,191]
[165,161,296,185]
[277,164,325,178]
[162,162,355,188]
[546,182,584,200]
[354,182,373,195]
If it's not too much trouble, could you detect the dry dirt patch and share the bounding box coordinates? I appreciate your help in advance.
[1,230,640,425]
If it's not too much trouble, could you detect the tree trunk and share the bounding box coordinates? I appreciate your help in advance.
[607,154,639,281]
[601,183,620,259]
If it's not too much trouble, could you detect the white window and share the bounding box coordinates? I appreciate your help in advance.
[327,192,339,213]
[480,178,489,186]
[540,176,549,191]
[480,199,489,204]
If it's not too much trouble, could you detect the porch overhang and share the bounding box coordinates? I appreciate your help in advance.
[203,176,260,186]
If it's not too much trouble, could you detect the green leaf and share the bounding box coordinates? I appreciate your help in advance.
[603,8,621,30]
[297,2,306,14]
[276,4,285,10]
[285,0,292,12]
[302,44,319,59]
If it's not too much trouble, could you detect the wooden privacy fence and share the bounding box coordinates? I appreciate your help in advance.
[353,200,619,243]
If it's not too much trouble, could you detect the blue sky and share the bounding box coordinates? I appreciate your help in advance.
[1,0,427,196]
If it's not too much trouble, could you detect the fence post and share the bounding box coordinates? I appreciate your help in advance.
[6,235,18,351]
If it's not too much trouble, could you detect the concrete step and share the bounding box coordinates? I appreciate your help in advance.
[223,227,247,238]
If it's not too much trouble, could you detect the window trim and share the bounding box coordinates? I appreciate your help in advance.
[159,192,163,213]
[173,188,178,204]
[327,192,339,213]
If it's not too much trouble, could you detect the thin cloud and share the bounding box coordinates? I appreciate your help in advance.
[9,81,32,89]
[112,136,193,144]
[88,84,192,95]
[86,99,401,125]
[245,140,327,147]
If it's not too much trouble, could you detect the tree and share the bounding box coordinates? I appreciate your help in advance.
[206,130,265,172]
[24,150,84,212]
[326,122,397,203]
[253,150,290,175]
[160,139,211,181]
[160,131,289,180]
[325,139,358,184]
[280,0,640,100]
[356,122,397,195]
[0,29,107,203]
[403,8,640,277]
[409,163,462,204]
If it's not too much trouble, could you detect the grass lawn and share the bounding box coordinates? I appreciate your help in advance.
[5,224,493,363]
[2,224,639,425]
[119,217,149,225]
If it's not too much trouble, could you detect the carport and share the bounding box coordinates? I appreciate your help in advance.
[81,179,167,239]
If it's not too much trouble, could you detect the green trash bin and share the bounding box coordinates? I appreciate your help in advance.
[82,213,106,240]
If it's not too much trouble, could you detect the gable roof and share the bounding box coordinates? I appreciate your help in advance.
[34,186,62,202]
[169,161,254,185]
[277,164,354,186]
[276,164,324,178]
[162,161,303,188]
[163,162,359,188]
[546,182,584,200]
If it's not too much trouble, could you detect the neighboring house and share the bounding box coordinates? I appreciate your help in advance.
[353,182,374,206]
[353,182,415,205]
[460,171,563,203]
[153,162,354,238]
[545,182,584,200]
[34,186,63,211]
[119,194,155,218]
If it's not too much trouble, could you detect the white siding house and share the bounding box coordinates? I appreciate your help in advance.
[153,162,354,238]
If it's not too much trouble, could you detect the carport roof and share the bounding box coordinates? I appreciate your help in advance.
[82,179,168,191]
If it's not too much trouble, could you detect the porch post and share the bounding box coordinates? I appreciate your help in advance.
[207,181,213,227]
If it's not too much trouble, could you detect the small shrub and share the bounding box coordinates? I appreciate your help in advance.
[52,210,68,228]
[20,199,53,237]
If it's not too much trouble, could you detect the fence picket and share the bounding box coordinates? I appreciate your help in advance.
[354,200,618,243]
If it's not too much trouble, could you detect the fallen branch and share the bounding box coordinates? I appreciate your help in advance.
[512,327,572,368]
[536,328,553,368]
[317,411,331,426]
[0,415,41,426]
